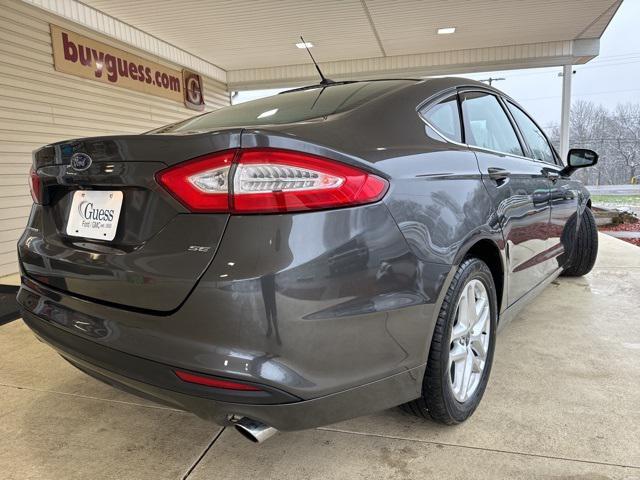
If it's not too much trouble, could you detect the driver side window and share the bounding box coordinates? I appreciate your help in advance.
[506,101,557,164]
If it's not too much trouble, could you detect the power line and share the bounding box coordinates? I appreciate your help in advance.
[513,59,640,78]
[571,140,640,143]
[464,52,640,81]
[578,59,640,70]
[518,87,640,102]
[590,51,640,60]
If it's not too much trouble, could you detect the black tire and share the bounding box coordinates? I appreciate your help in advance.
[561,207,598,277]
[402,257,497,425]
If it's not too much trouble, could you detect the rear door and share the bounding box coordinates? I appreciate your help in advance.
[504,100,579,271]
[19,131,240,312]
[459,90,553,306]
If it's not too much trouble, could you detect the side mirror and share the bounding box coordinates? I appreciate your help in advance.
[562,148,598,176]
[568,149,598,168]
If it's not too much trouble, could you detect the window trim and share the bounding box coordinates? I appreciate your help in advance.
[416,85,563,166]
[504,99,562,167]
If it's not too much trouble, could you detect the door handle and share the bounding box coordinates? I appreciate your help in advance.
[487,167,511,181]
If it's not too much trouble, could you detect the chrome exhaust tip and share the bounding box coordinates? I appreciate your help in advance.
[234,417,278,443]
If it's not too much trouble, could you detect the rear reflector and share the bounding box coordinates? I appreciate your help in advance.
[156,148,388,214]
[174,370,262,391]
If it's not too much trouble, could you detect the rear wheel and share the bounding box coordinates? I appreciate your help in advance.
[561,207,598,277]
[402,257,497,424]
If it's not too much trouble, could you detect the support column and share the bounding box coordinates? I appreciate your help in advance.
[559,64,573,161]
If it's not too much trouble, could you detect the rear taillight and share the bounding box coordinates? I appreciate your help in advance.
[156,148,388,214]
[29,166,42,204]
[232,149,387,213]
[156,150,235,212]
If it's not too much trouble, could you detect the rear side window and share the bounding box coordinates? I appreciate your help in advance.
[419,95,462,142]
[460,92,523,156]
[506,101,556,164]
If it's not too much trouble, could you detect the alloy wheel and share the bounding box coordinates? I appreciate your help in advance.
[448,278,491,403]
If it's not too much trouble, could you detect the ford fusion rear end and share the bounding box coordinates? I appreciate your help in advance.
[17,78,599,440]
[17,83,453,435]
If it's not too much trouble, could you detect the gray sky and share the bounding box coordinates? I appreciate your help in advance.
[235,0,640,128]
[465,0,640,127]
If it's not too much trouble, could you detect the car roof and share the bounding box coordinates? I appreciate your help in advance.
[278,76,497,97]
[151,76,504,134]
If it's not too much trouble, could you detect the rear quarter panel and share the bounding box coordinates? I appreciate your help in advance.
[238,82,507,386]
[247,80,504,286]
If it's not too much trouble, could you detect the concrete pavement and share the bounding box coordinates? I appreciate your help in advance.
[604,230,640,239]
[1,234,639,479]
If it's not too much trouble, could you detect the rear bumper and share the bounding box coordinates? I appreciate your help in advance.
[19,203,450,399]
[18,201,453,429]
[22,307,425,431]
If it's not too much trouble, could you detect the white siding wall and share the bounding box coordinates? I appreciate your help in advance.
[0,0,230,276]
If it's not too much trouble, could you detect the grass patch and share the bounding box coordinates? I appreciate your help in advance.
[591,195,640,206]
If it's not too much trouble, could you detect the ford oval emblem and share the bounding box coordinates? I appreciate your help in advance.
[70,152,92,171]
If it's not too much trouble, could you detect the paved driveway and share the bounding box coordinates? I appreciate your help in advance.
[1,234,639,479]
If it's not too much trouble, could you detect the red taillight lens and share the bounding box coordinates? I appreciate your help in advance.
[174,370,262,391]
[29,166,42,204]
[156,150,236,212]
[233,149,388,213]
[156,148,388,214]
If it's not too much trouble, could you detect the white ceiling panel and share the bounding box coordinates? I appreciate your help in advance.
[365,0,618,56]
[82,0,383,69]
[81,0,620,72]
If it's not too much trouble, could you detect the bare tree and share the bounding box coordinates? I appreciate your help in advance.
[548,100,640,185]
[609,103,640,183]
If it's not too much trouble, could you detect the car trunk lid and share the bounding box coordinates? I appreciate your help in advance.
[19,131,240,312]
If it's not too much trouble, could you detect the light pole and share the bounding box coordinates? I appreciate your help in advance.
[559,65,574,160]
[479,77,505,86]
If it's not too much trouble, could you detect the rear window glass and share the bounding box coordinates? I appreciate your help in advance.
[155,81,414,133]
[420,95,462,142]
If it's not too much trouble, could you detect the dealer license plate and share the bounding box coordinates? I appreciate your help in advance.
[66,190,123,241]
